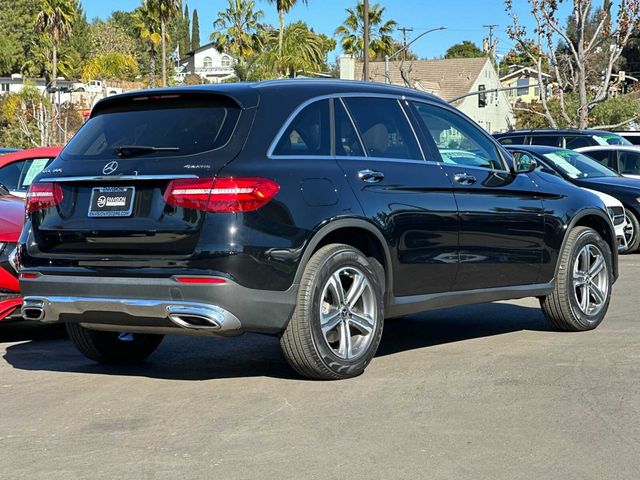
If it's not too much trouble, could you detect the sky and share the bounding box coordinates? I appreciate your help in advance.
[81,0,572,60]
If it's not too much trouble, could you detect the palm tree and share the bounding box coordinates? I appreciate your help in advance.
[34,0,77,89]
[265,21,325,77]
[133,3,162,87]
[146,0,181,87]
[266,0,308,54]
[335,1,397,60]
[210,0,264,60]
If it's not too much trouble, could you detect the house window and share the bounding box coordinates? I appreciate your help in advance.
[478,84,487,108]
[0,83,9,92]
[221,56,231,67]
[517,78,529,96]
[203,56,213,69]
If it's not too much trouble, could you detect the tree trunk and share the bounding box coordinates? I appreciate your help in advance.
[161,20,167,87]
[149,49,157,88]
[278,8,284,54]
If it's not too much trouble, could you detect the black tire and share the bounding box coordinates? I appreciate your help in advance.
[540,226,613,331]
[280,244,384,380]
[66,323,163,363]
[621,208,640,253]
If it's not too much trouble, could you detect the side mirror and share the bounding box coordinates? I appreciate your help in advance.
[512,153,538,174]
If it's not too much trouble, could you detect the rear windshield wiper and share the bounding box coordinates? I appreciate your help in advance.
[115,145,180,158]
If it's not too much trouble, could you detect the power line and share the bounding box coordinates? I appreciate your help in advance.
[398,27,414,60]
[483,24,499,55]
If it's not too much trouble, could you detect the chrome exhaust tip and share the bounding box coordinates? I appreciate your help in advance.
[167,305,225,330]
[21,300,45,321]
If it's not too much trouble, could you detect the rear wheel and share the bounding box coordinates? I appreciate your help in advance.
[280,244,384,380]
[66,323,163,363]
[540,227,613,331]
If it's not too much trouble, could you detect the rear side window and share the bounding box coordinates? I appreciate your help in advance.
[0,160,26,190]
[497,135,525,145]
[619,151,640,175]
[582,149,611,166]
[530,135,562,147]
[62,95,241,160]
[565,136,593,149]
[273,100,330,156]
[343,97,422,160]
[335,100,364,157]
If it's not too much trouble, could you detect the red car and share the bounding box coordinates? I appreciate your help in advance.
[0,147,62,321]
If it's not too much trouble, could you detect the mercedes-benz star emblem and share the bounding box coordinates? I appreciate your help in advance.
[102,161,118,175]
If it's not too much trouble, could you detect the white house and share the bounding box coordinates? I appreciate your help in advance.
[176,42,236,84]
[341,56,515,133]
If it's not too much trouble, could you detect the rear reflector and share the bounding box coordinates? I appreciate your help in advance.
[164,177,280,213]
[20,273,39,279]
[26,182,63,213]
[174,276,226,284]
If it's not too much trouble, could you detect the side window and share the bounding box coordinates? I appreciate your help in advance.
[530,135,561,147]
[17,158,52,192]
[0,160,27,191]
[497,135,525,145]
[411,102,505,170]
[619,151,640,175]
[582,149,610,167]
[565,136,593,149]
[273,100,330,156]
[343,97,422,160]
[335,100,364,157]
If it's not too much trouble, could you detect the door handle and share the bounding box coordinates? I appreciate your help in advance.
[358,169,385,183]
[453,172,477,185]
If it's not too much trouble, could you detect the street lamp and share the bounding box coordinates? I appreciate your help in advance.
[384,26,447,84]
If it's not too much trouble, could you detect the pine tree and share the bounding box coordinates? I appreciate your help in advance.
[191,8,200,50]
[178,3,190,57]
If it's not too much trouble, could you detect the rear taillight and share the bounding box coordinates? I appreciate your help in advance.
[164,177,280,213]
[26,182,63,213]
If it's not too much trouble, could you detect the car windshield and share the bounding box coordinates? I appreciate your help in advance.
[542,149,620,179]
[593,134,632,146]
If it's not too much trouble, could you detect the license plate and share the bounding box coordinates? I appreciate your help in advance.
[88,187,135,218]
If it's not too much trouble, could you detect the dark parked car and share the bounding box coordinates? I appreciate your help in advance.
[0,148,19,156]
[18,81,618,379]
[494,129,632,148]
[506,145,640,252]
[575,145,640,178]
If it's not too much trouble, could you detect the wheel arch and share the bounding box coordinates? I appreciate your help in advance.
[294,218,393,300]
[560,209,618,280]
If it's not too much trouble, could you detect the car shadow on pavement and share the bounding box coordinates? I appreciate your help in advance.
[2,303,549,381]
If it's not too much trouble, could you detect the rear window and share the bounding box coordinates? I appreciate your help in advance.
[61,95,241,161]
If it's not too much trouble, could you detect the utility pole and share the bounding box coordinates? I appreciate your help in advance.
[363,0,370,81]
[398,27,414,60]
[483,24,499,55]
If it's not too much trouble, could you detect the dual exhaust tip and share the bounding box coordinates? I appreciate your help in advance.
[21,300,227,331]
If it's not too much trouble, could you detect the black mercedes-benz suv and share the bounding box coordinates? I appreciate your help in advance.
[18,80,618,379]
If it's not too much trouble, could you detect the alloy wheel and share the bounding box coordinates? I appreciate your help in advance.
[572,244,609,317]
[320,266,377,360]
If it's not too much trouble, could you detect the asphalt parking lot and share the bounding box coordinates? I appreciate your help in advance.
[1,258,639,480]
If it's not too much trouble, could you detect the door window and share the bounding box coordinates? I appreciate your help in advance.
[334,100,364,157]
[273,100,330,156]
[582,149,611,168]
[565,136,594,149]
[530,135,562,147]
[342,97,422,160]
[0,160,27,191]
[619,151,640,175]
[497,135,526,145]
[18,158,52,192]
[411,102,506,170]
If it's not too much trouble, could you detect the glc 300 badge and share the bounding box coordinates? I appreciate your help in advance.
[102,161,118,175]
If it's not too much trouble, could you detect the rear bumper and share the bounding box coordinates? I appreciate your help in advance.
[20,274,297,335]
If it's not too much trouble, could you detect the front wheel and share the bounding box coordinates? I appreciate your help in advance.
[540,226,613,331]
[66,323,164,363]
[280,244,384,380]
[621,208,640,253]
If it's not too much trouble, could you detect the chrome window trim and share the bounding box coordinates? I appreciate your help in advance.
[267,92,443,160]
[408,99,512,174]
[397,98,426,161]
[40,174,199,183]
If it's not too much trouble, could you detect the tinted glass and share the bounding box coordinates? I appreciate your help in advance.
[63,96,241,160]
[274,100,330,156]
[17,158,53,192]
[343,98,422,160]
[542,149,619,179]
[619,151,640,175]
[335,100,364,157]
[497,135,526,145]
[412,102,505,170]
[0,160,26,190]
[530,135,562,147]
[621,134,640,146]
[593,134,632,146]
[582,149,610,164]
[565,136,594,149]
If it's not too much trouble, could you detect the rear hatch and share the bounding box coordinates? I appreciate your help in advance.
[28,90,256,260]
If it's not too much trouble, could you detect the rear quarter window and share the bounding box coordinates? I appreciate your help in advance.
[61,95,241,161]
